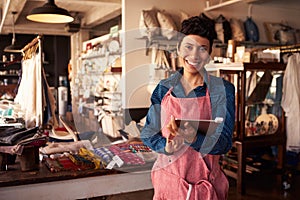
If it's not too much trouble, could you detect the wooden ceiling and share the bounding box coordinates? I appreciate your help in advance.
[0,0,121,36]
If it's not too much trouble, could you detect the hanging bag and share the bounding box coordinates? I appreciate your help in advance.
[214,14,232,43]
[244,17,259,42]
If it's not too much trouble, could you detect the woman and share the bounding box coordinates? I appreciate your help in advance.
[141,16,235,200]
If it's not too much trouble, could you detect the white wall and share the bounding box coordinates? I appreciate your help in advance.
[122,0,300,108]
[122,0,205,108]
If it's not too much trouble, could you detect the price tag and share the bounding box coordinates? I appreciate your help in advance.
[106,160,116,170]
[113,155,124,167]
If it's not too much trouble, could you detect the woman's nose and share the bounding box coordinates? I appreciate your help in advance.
[191,48,200,59]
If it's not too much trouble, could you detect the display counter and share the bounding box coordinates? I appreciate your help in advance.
[0,159,153,199]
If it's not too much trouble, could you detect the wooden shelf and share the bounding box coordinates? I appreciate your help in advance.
[81,52,121,60]
[137,36,178,55]
[220,62,287,194]
[204,0,270,11]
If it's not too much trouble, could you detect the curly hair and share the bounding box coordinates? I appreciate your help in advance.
[179,16,217,53]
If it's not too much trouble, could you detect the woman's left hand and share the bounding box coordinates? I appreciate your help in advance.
[178,122,197,144]
[165,136,184,154]
[167,116,197,144]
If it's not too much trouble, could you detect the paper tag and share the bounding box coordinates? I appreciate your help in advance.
[106,160,116,170]
[113,155,124,167]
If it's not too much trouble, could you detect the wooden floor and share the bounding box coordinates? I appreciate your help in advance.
[87,150,300,200]
[91,169,300,200]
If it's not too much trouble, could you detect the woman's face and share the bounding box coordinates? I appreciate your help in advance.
[178,34,210,74]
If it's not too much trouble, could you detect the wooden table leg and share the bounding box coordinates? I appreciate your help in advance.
[236,141,246,194]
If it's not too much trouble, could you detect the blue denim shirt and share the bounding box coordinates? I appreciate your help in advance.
[141,68,235,155]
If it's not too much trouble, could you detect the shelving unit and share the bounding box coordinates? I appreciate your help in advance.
[71,32,123,135]
[0,61,21,99]
[218,62,286,194]
[204,0,268,11]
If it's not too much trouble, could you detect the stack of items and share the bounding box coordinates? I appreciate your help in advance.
[115,142,152,153]
[41,139,156,172]
[93,144,146,169]
[0,125,47,171]
[40,140,100,172]
[43,147,102,172]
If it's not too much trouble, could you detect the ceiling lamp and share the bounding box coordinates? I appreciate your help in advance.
[4,12,22,53]
[26,0,74,23]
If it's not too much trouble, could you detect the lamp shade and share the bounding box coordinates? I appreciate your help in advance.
[4,39,22,53]
[26,0,74,23]
[4,12,22,53]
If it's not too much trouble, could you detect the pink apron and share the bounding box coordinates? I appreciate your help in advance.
[152,87,229,200]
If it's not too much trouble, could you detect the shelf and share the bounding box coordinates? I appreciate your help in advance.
[206,62,285,72]
[243,62,286,70]
[82,71,122,76]
[0,61,21,64]
[81,52,121,60]
[206,62,244,72]
[204,0,268,11]
[213,40,281,48]
[101,91,122,94]
[137,36,178,55]
[0,74,19,77]
[0,84,17,87]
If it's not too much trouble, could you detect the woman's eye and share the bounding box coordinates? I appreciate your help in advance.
[185,45,193,50]
[198,46,207,53]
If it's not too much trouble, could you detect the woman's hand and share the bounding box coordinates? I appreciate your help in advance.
[167,115,197,144]
[178,121,197,144]
[165,136,184,154]
[164,116,197,154]
[165,115,184,154]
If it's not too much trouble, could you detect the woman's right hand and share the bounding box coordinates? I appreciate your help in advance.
[164,115,184,154]
[165,136,184,154]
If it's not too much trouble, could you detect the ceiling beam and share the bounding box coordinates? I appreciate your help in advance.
[0,0,11,33]
[0,0,27,33]
[2,24,73,36]
[1,0,122,35]
[57,0,121,4]
[82,5,121,28]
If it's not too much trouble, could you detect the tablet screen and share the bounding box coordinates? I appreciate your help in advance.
[175,118,223,135]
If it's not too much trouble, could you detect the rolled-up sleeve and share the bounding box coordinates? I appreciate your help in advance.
[141,83,168,154]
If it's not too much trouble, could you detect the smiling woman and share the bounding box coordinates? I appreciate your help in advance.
[141,15,236,200]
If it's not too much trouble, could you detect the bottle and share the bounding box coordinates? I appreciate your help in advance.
[58,76,68,116]
[2,55,7,62]
[226,40,236,62]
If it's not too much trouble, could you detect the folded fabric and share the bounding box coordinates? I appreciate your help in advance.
[0,145,24,155]
[40,140,93,155]
[0,134,47,155]
[0,126,38,145]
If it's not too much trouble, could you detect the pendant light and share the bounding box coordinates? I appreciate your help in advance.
[4,12,22,53]
[26,0,74,23]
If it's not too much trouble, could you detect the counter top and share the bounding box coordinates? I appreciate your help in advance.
[0,159,153,199]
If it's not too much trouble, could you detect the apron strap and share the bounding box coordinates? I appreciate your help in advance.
[186,184,193,200]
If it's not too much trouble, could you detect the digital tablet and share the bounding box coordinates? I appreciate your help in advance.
[175,117,223,135]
